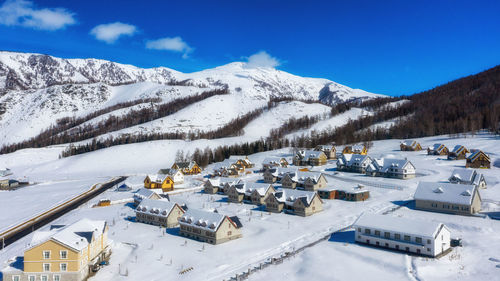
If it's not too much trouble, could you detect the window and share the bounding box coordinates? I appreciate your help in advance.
[374,230,381,236]
[415,237,422,244]
[384,232,390,239]
[43,250,51,259]
[41,276,48,281]
[60,250,67,259]
[395,234,401,240]
[60,263,67,272]
[404,235,410,242]
[53,275,61,281]
[12,276,20,281]
[28,276,35,281]
[364,228,371,235]
[43,263,50,272]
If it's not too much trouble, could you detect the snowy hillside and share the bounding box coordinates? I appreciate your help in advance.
[0,51,383,146]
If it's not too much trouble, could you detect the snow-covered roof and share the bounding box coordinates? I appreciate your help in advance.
[354,213,445,239]
[134,188,160,200]
[146,174,169,183]
[414,182,478,205]
[262,157,286,165]
[296,150,325,160]
[273,188,317,206]
[179,209,233,231]
[136,198,179,216]
[449,169,475,182]
[371,158,414,173]
[29,219,106,252]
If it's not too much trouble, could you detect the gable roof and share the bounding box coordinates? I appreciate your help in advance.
[134,188,161,200]
[29,219,106,252]
[414,182,479,205]
[179,209,235,231]
[273,188,318,206]
[354,213,445,238]
[467,150,490,162]
[136,198,180,216]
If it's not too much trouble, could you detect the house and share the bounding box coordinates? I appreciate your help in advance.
[427,143,449,155]
[263,167,298,183]
[135,198,185,228]
[366,158,416,179]
[144,174,174,192]
[336,154,372,173]
[280,171,328,191]
[354,213,451,257]
[265,189,323,216]
[226,182,275,205]
[203,178,242,194]
[336,186,370,201]
[466,150,491,169]
[178,209,242,244]
[261,157,289,170]
[314,145,337,159]
[157,168,184,183]
[414,182,482,215]
[228,155,255,168]
[2,219,110,281]
[116,183,131,192]
[293,150,328,166]
[342,145,368,155]
[448,168,487,189]
[0,179,19,189]
[171,161,201,175]
[317,189,337,200]
[400,140,423,151]
[0,167,12,177]
[133,188,162,206]
[447,145,469,160]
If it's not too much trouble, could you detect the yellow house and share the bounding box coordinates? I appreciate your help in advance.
[342,145,368,155]
[144,174,174,191]
[171,161,201,175]
[2,219,110,281]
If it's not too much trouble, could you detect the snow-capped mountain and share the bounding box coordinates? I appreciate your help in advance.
[0,51,384,146]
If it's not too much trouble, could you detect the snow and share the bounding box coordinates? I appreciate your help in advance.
[0,133,499,281]
[354,213,444,238]
[414,182,477,205]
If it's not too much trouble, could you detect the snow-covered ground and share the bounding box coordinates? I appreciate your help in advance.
[0,133,499,281]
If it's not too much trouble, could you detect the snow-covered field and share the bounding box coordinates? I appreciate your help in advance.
[0,133,499,281]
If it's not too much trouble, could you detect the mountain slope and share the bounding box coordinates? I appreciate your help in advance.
[0,51,383,146]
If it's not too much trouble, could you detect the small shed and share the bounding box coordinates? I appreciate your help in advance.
[317,189,337,200]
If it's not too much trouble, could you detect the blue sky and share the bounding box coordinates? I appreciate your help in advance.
[1,0,499,96]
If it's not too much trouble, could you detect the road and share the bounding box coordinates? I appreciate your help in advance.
[0,176,126,249]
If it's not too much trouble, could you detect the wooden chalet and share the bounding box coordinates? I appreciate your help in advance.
[400,140,423,151]
[466,150,490,169]
[314,145,337,159]
[342,145,368,155]
[448,145,469,160]
[427,143,449,156]
[171,161,201,175]
[144,174,174,192]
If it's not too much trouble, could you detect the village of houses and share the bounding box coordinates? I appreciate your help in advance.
[1,135,500,281]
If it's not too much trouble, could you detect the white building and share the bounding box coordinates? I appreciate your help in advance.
[366,158,416,179]
[354,213,451,257]
[448,168,487,189]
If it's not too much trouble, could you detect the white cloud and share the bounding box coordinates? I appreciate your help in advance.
[245,51,281,69]
[90,22,137,44]
[0,0,75,31]
[146,36,193,59]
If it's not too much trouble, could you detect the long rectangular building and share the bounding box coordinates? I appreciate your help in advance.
[354,214,451,257]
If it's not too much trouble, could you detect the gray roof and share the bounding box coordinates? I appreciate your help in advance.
[354,213,446,238]
[414,182,478,205]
